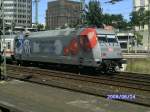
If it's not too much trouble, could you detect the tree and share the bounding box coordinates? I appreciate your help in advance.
[134,32,143,45]
[85,0,103,27]
[33,24,44,31]
[37,24,44,31]
[84,0,130,29]
[102,14,113,25]
[144,10,150,25]
[69,19,80,28]
[130,8,150,45]
[102,14,130,30]
[130,8,149,29]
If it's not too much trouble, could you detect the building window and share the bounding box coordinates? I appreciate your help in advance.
[140,0,145,6]
[7,42,11,49]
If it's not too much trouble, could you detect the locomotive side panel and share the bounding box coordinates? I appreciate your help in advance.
[15,28,102,67]
[15,35,78,65]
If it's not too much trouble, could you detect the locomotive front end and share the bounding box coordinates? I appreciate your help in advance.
[96,29,123,72]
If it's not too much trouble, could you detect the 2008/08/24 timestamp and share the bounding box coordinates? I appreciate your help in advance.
[107,94,136,100]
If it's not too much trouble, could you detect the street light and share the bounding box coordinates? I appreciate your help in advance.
[127,31,130,53]
[148,0,150,55]
[1,0,7,79]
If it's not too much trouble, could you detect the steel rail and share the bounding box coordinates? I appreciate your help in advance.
[6,65,150,91]
[7,69,150,91]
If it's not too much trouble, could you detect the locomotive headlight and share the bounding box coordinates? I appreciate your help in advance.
[95,59,100,61]
[117,52,122,56]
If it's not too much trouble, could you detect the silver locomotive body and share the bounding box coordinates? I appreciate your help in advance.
[14,28,123,71]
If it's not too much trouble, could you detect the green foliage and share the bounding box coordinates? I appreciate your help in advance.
[144,10,150,24]
[85,0,103,27]
[37,24,44,31]
[130,8,150,27]
[84,1,130,29]
[69,19,80,28]
[130,8,150,46]
[102,14,112,25]
[33,24,44,31]
[103,14,129,30]
[127,58,150,74]
[134,32,143,45]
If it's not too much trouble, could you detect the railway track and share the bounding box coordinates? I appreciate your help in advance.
[6,65,150,91]
[2,64,150,107]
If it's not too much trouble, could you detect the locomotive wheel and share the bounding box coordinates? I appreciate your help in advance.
[113,66,120,73]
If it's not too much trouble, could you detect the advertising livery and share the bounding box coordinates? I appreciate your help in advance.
[14,27,123,72]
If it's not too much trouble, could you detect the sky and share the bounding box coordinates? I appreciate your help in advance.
[32,0,133,24]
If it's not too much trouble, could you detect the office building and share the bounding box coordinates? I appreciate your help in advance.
[46,0,80,30]
[2,0,32,28]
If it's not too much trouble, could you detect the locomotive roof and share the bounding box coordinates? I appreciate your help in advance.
[24,28,115,39]
[96,28,115,35]
[27,28,76,38]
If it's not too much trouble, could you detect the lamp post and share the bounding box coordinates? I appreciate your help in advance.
[2,0,7,79]
[127,26,132,53]
[148,0,150,55]
[127,31,130,53]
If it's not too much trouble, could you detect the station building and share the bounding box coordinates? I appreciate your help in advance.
[117,32,135,51]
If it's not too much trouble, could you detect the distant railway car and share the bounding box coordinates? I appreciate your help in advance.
[0,33,16,61]
[14,27,123,72]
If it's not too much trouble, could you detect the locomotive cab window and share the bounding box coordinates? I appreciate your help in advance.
[97,35,107,43]
[107,35,118,43]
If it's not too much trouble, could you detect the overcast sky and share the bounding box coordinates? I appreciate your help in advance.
[32,0,133,24]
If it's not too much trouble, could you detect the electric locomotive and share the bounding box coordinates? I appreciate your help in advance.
[14,27,123,72]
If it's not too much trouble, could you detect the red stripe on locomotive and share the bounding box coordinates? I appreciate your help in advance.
[63,47,70,56]
[69,38,79,55]
[80,28,97,49]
